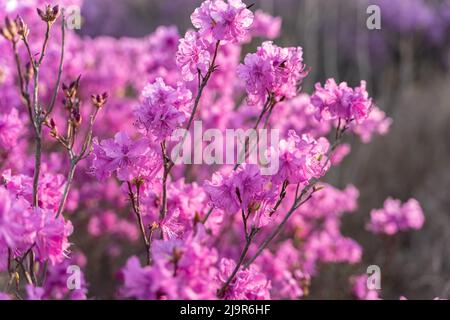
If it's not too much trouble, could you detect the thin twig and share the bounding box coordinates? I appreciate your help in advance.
[244,189,314,268]
[168,40,221,172]
[243,122,349,268]
[159,141,169,220]
[46,13,65,117]
[217,227,258,298]
[233,95,275,171]
[127,182,151,265]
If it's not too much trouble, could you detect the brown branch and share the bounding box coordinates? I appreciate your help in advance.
[167,40,221,172]
[45,13,65,117]
[127,182,151,265]
[217,227,259,298]
[159,140,170,220]
[242,121,350,268]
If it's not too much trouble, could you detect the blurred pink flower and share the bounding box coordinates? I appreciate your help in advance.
[191,0,254,43]
[368,198,425,235]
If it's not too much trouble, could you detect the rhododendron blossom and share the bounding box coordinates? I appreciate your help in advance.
[269,131,330,185]
[311,79,373,123]
[218,258,271,300]
[368,198,425,235]
[135,78,191,141]
[237,41,307,104]
[176,30,211,81]
[89,132,159,182]
[191,0,254,43]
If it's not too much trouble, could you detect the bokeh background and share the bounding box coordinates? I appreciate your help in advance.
[77,0,450,299]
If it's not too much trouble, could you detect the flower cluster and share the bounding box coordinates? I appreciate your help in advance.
[0,108,22,152]
[237,41,307,105]
[176,31,212,81]
[270,131,330,185]
[191,0,254,43]
[351,275,380,300]
[134,78,192,142]
[204,164,276,228]
[218,258,271,299]
[311,79,373,123]
[0,187,72,268]
[89,132,160,182]
[121,235,219,299]
[367,198,425,235]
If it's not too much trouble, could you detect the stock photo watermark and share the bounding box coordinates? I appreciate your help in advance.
[367,265,381,290]
[366,4,381,30]
[66,265,81,290]
[64,5,82,30]
[170,121,280,175]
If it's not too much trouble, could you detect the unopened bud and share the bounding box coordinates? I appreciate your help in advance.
[151,221,159,231]
[71,110,82,127]
[49,118,58,138]
[15,15,29,38]
[62,75,81,100]
[132,176,144,188]
[1,16,18,42]
[91,92,108,109]
[37,5,60,25]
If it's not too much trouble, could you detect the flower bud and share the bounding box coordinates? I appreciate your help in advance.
[49,118,58,138]
[132,176,144,188]
[91,92,108,109]
[1,16,18,42]
[14,15,29,38]
[62,76,81,100]
[37,5,60,25]
[71,110,82,127]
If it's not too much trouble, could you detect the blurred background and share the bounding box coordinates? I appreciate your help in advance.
[78,0,450,299]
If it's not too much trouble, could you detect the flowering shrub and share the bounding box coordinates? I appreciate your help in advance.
[0,0,432,300]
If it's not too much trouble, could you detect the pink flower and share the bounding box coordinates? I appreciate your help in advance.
[233,164,266,212]
[32,207,73,265]
[135,78,191,141]
[250,10,281,39]
[330,143,351,166]
[204,170,241,214]
[0,107,22,151]
[367,198,425,235]
[304,231,362,266]
[148,26,180,68]
[89,132,160,182]
[2,170,66,211]
[120,256,168,299]
[351,275,380,300]
[237,52,273,104]
[218,258,271,300]
[121,237,219,300]
[159,208,183,240]
[0,188,29,249]
[237,41,307,104]
[191,0,254,43]
[311,79,373,123]
[39,253,88,300]
[26,285,45,300]
[352,106,392,143]
[270,131,330,185]
[176,30,211,81]
[204,165,272,215]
